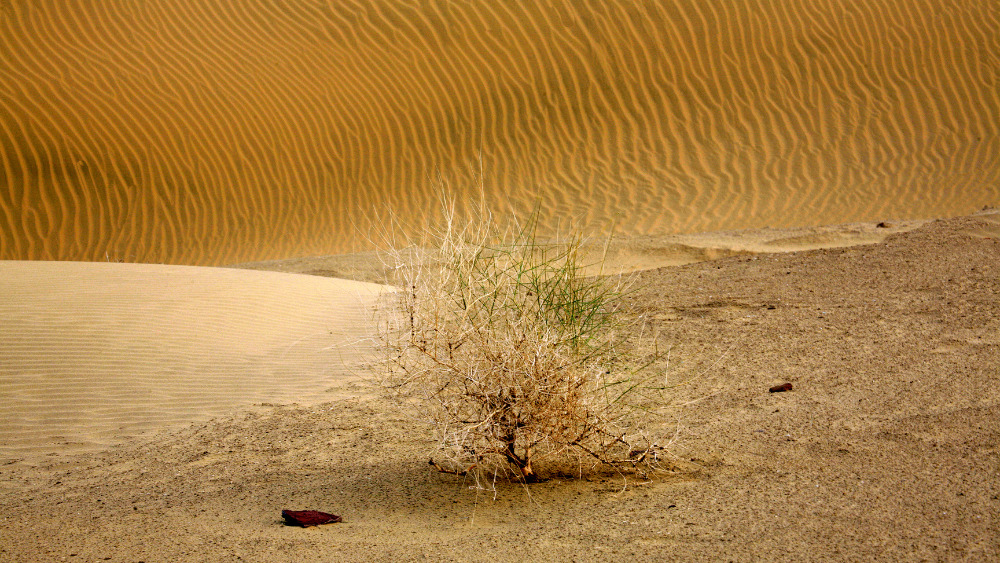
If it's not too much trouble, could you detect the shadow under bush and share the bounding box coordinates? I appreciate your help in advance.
[373,201,683,488]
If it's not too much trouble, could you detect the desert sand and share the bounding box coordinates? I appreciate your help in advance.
[2,0,998,265]
[2,0,999,559]
[0,263,386,459]
[1,210,997,562]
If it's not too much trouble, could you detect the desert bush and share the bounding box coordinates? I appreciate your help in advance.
[374,202,676,485]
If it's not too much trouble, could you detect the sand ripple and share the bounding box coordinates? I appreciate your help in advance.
[0,261,386,460]
[1,0,998,265]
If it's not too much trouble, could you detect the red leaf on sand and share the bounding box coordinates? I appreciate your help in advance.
[769,382,793,393]
[281,509,342,527]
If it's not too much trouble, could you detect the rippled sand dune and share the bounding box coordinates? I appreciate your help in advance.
[1,0,998,265]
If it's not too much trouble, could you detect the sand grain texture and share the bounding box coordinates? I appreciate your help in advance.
[0,212,997,562]
[0,262,385,459]
[2,0,998,264]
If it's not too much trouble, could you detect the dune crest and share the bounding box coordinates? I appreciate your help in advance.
[1,0,998,265]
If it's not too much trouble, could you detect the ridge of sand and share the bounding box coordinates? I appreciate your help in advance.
[0,212,996,561]
[229,215,935,281]
[0,261,388,461]
[2,0,998,265]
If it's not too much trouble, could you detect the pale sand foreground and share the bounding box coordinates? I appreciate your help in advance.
[1,212,998,561]
[0,262,386,460]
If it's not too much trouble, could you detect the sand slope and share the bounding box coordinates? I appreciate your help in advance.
[2,0,998,265]
[0,261,385,460]
[0,212,996,562]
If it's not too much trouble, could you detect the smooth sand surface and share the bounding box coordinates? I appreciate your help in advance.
[2,0,998,265]
[1,211,997,561]
[0,262,386,460]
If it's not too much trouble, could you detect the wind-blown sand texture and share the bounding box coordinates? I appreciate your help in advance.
[2,0,999,265]
[0,211,997,561]
[0,261,385,460]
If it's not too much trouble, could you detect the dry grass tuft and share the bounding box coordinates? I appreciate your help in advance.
[373,200,679,487]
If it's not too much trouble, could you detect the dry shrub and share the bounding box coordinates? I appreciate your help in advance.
[374,203,677,485]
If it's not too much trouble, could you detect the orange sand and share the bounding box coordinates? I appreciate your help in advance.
[2,0,998,265]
